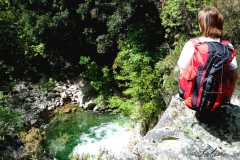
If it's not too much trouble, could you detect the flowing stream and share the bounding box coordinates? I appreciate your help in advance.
[44,109,133,160]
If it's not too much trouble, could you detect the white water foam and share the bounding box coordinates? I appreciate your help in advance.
[72,122,133,158]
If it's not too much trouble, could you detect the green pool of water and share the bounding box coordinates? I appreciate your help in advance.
[45,109,130,160]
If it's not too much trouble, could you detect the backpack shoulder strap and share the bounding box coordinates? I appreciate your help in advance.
[220,39,236,57]
[190,38,230,46]
[220,39,229,45]
[220,39,234,49]
[190,38,201,46]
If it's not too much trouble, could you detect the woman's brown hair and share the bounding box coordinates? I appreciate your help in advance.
[198,7,224,38]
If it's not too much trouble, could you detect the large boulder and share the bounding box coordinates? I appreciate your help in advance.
[132,93,240,160]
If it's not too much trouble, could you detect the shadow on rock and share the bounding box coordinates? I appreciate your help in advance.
[196,103,240,143]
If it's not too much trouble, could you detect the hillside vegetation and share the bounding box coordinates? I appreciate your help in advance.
[1,0,240,136]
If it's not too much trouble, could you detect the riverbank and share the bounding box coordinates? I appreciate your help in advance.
[0,77,142,159]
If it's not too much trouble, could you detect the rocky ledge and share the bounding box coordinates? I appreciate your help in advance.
[131,93,240,160]
[3,77,106,128]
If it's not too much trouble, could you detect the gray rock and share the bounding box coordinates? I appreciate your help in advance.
[132,94,240,160]
[47,105,55,111]
[22,103,30,110]
[83,100,96,110]
[30,119,38,125]
[93,102,106,112]
[60,91,68,99]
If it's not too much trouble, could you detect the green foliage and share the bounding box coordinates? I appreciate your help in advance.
[49,132,69,156]
[161,0,212,42]
[0,91,5,104]
[107,96,136,116]
[0,1,27,90]
[69,152,91,160]
[79,56,90,65]
[214,0,240,45]
[0,106,24,135]
[40,77,56,90]
[69,147,115,160]
[28,43,45,57]
[96,34,113,54]
[16,0,81,79]
[145,155,154,160]
[80,56,113,97]
[0,1,58,89]
[111,33,166,132]
[126,24,150,52]
[104,1,166,131]
[155,37,187,93]
[235,46,240,90]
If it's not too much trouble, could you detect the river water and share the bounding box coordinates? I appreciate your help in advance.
[44,109,134,160]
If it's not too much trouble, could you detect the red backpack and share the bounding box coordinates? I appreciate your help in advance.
[178,38,236,112]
